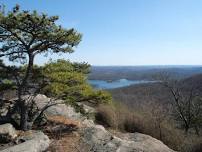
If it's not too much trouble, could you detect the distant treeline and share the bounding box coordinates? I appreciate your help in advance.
[88,66,202,80]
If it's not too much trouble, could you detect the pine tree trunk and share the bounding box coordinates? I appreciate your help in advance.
[19,54,34,131]
[184,126,189,134]
[20,102,29,131]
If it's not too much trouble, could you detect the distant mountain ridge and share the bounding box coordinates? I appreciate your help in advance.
[89,66,202,81]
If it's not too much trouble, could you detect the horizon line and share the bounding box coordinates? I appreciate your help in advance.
[91,65,202,67]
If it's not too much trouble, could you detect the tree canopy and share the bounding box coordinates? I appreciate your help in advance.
[41,59,112,105]
[0,5,81,61]
[0,5,111,130]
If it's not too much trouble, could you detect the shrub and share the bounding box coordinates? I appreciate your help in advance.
[95,102,202,151]
[96,103,146,132]
[180,135,202,152]
[95,104,118,128]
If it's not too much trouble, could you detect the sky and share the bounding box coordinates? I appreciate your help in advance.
[1,0,202,66]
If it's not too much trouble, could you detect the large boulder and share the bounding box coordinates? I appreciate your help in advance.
[0,124,17,143]
[116,133,176,152]
[1,131,50,152]
[81,124,175,152]
[8,94,85,121]
[34,94,82,120]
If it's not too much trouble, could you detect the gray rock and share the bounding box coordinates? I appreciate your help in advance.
[117,132,176,152]
[81,119,95,127]
[1,131,50,152]
[6,94,175,152]
[77,103,96,114]
[0,124,17,143]
[33,94,175,152]
[81,124,175,152]
[34,94,82,120]
[8,94,84,120]
[81,125,119,152]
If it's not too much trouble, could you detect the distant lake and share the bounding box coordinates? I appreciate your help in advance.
[88,79,155,89]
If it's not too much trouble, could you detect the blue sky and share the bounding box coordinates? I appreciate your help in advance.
[1,0,202,65]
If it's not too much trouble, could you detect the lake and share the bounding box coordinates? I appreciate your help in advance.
[88,79,155,89]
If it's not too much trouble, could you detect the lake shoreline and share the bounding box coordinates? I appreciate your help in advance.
[88,79,156,89]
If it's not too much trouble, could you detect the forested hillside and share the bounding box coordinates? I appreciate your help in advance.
[89,66,202,80]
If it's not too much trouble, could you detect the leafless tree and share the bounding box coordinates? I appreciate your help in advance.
[158,73,202,135]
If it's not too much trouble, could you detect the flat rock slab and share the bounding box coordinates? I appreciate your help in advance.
[0,131,50,152]
[81,125,175,152]
[0,124,17,143]
[34,94,82,120]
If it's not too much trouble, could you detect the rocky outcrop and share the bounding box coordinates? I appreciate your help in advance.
[0,123,17,143]
[1,95,176,152]
[34,94,176,152]
[80,124,175,152]
[34,94,82,120]
[1,131,50,152]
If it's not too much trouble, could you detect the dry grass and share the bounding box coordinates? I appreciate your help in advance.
[95,103,202,152]
[47,116,81,127]
[47,132,81,152]
[42,116,81,152]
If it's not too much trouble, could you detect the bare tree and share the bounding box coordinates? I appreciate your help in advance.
[158,73,202,135]
[148,101,168,140]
